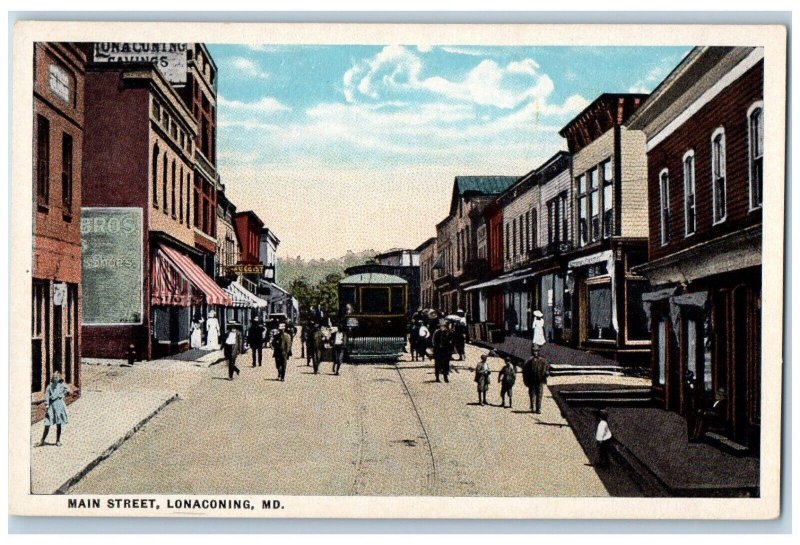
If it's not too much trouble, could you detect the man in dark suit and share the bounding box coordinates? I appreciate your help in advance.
[522,345,549,413]
[271,323,292,381]
[432,320,453,383]
[247,317,265,367]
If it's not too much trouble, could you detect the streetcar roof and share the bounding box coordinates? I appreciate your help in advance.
[339,272,407,285]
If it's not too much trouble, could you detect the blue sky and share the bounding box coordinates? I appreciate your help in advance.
[206,44,690,259]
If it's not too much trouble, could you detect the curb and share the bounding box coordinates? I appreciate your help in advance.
[50,393,179,495]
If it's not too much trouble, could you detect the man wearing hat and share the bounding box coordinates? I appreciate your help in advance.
[522,344,549,413]
[271,322,292,381]
[247,316,266,368]
[431,319,453,382]
[223,322,242,380]
[532,309,546,347]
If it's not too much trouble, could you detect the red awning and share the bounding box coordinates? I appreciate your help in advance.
[151,244,233,307]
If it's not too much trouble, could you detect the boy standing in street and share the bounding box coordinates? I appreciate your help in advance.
[498,358,516,408]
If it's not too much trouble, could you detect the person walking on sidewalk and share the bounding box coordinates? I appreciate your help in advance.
[247,317,266,368]
[532,310,546,348]
[522,345,549,413]
[498,358,516,408]
[330,326,345,375]
[223,323,241,380]
[272,323,292,381]
[594,409,612,467]
[474,354,491,405]
[37,372,69,446]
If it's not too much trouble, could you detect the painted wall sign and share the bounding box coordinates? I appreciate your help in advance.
[93,43,189,85]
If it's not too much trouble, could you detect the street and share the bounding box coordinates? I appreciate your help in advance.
[69,340,613,497]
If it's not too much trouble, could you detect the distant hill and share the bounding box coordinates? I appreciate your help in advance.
[277,249,379,287]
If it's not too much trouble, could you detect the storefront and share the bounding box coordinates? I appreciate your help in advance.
[568,244,650,360]
[224,280,268,350]
[535,269,570,344]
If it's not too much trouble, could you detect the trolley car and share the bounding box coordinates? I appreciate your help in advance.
[337,272,408,361]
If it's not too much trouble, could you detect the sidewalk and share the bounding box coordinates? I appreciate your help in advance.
[473,335,628,372]
[83,348,225,369]
[550,382,759,497]
[30,389,177,494]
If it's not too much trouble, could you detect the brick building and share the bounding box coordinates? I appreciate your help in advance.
[81,54,231,360]
[559,94,651,360]
[416,237,437,310]
[627,46,764,450]
[32,43,87,416]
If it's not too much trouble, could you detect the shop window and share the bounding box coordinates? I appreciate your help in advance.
[61,132,73,214]
[31,280,49,393]
[36,115,50,207]
[683,150,696,236]
[656,318,667,386]
[48,63,71,103]
[361,287,389,314]
[587,283,612,340]
[748,102,764,210]
[711,127,727,224]
[659,169,671,245]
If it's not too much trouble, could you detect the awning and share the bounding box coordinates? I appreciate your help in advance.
[463,268,538,292]
[152,244,233,307]
[226,281,268,309]
[568,250,613,269]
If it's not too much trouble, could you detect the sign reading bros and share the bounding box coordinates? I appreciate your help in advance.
[81,208,143,325]
[93,43,189,85]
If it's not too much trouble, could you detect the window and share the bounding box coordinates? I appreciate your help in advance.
[601,160,613,238]
[659,169,671,245]
[361,287,389,314]
[61,133,73,213]
[162,153,168,215]
[711,128,727,224]
[171,160,176,218]
[31,280,50,393]
[588,168,600,242]
[36,115,50,206]
[683,150,696,236]
[186,174,192,226]
[390,287,405,314]
[577,175,588,246]
[748,102,764,210]
[152,144,159,208]
[530,208,537,251]
[48,64,70,103]
[587,283,612,340]
[512,218,518,258]
[178,166,184,223]
[505,222,510,258]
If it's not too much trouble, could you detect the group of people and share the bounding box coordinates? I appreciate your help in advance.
[223,316,295,381]
[408,308,469,382]
[300,303,346,376]
[473,344,549,412]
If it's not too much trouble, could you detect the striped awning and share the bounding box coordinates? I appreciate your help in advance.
[226,281,268,309]
[151,244,233,307]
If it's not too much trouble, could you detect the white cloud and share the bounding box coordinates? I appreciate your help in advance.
[439,46,493,57]
[627,56,676,94]
[229,56,270,80]
[218,95,291,115]
[342,45,556,110]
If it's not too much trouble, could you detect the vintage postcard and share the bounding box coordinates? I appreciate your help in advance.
[9,21,787,519]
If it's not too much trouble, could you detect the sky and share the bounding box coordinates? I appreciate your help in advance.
[206,44,691,260]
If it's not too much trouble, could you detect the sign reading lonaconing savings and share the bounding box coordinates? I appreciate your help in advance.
[81,208,143,325]
[92,43,189,86]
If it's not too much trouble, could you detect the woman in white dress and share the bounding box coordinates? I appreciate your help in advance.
[204,310,221,350]
[532,309,546,347]
[190,318,203,349]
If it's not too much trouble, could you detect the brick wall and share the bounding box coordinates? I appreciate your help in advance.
[646,62,763,262]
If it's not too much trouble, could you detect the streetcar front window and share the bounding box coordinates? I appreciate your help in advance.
[391,287,405,314]
[361,287,390,314]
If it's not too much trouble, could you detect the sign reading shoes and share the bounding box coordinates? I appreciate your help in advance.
[93,43,189,85]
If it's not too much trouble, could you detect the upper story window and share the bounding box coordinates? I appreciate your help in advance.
[48,64,70,104]
[601,160,613,239]
[748,102,764,210]
[683,150,696,237]
[547,192,568,246]
[577,174,588,246]
[36,114,50,207]
[711,127,727,224]
[659,168,671,245]
[588,168,600,242]
[61,132,73,214]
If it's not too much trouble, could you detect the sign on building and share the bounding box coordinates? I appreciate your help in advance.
[228,264,265,276]
[92,43,189,86]
[81,208,143,325]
